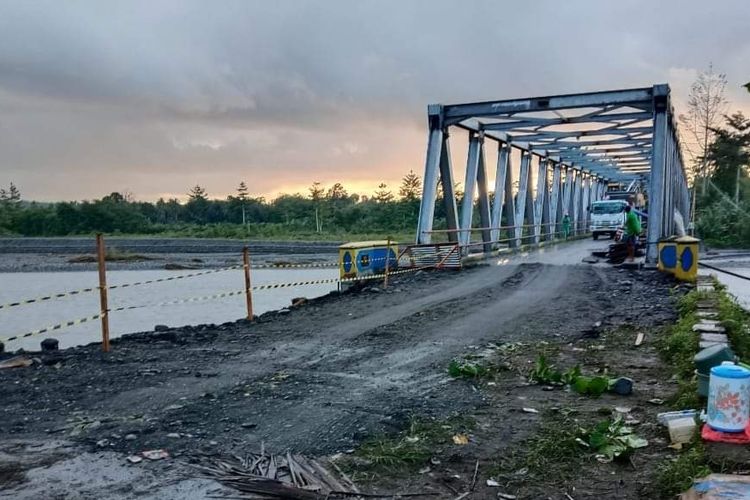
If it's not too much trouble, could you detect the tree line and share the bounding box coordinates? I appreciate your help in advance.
[0,171,445,239]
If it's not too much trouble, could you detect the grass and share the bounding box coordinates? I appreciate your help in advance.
[668,379,702,411]
[492,413,586,485]
[653,441,711,499]
[715,286,750,360]
[658,290,706,378]
[339,415,475,476]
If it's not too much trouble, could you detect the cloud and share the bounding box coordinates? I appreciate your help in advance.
[0,0,748,201]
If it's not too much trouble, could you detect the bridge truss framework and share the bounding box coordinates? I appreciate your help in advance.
[416,84,689,262]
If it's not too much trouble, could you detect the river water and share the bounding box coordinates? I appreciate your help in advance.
[1,267,339,352]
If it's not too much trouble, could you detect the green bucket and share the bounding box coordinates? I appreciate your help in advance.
[694,345,735,374]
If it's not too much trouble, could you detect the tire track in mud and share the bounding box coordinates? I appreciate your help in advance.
[148,264,558,455]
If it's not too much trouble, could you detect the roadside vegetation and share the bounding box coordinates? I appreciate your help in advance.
[655,282,750,498]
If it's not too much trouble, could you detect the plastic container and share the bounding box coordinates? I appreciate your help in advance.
[668,417,697,444]
[694,345,735,375]
[697,371,710,398]
[657,410,699,426]
[707,362,750,433]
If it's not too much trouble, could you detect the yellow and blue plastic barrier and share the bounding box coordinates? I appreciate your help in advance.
[339,240,398,281]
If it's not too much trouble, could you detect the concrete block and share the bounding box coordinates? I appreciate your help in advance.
[697,311,719,319]
[701,333,729,343]
[693,323,726,334]
[700,341,729,350]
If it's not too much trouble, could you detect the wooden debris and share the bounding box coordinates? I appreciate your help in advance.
[470,459,479,491]
[0,356,33,369]
[634,332,645,346]
[193,450,437,499]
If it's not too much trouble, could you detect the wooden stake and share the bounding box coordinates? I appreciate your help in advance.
[96,233,110,352]
[243,246,254,320]
[383,238,392,289]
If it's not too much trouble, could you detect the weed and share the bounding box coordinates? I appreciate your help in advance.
[576,416,648,461]
[658,314,699,378]
[717,292,750,360]
[654,442,710,499]
[448,358,500,379]
[448,359,487,378]
[571,375,610,397]
[669,379,702,410]
[528,354,610,397]
[494,414,584,485]
[343,415,475,475]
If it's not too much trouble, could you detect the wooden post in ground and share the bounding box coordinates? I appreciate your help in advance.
[96,233,110,352]
[383,238,392,289]
[243,246,254,320]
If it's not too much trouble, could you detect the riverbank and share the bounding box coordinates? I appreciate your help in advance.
[0,237,342,272]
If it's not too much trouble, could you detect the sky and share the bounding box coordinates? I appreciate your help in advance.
[0,0,749,202]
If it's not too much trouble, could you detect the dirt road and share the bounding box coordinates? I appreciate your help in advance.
[0,241,681,498]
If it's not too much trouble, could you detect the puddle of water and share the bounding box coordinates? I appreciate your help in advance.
[0,268,338,351]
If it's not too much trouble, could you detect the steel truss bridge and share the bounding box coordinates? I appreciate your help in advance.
[416,84,689,262]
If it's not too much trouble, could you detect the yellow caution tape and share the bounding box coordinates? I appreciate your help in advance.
[1,264,429,344]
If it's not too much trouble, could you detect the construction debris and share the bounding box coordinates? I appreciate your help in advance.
[0,355,33,369]
[193,450,438,499]
[193,451,355,499]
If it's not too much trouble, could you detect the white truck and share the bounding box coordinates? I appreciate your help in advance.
[590,200,628,240]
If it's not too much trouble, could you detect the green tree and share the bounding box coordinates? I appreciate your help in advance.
[188,185,208,201]
[326,182,348,200]
[186,185,210,223]
[237,181,249,225]
[309,182,325,232]
[399,170,422,201]
[374,183,394,203]
[704,112,750,203]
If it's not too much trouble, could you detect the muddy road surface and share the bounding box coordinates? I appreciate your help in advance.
[0,251,680,498]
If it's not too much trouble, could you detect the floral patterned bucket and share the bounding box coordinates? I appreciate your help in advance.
[707,363,750,433]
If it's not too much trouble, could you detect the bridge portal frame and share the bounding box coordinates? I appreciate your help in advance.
[416,84,688,262]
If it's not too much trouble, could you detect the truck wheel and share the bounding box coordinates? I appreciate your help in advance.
[593,233,598,240]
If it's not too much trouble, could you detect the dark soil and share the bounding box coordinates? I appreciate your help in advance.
[0,261,687,498]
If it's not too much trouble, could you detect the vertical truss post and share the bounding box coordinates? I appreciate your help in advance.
[571,170,583,235]
[417,106,443,244]
[647,89,669,262]
[541,163,552,241]
[515,151,532,246]
[439,133,459,243]
[581,175,590,234]
[549,162,562,239]
[475,136,493,253]
[504,146,517,248]
[533,157,548,244]
[491,142,509,243]
[460,131,482,248]
[562,167,573,223]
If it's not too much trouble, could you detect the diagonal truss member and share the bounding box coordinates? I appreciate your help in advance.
[416,84,689,262]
